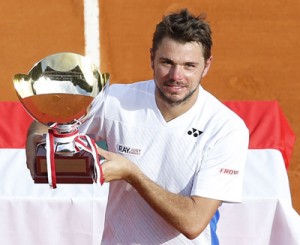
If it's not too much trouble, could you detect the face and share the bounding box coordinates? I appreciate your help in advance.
[151,37,212,107]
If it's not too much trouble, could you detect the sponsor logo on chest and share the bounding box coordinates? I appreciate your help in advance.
[220,168,239,175]
[117,144,141,156]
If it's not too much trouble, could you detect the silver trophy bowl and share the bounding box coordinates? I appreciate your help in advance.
[13,52,109,185]
[13,52,109,133]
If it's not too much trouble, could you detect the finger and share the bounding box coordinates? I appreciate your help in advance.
[25,134,43,179]
[97,146,110,159]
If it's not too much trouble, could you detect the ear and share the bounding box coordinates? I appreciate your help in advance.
[202,56,213,78]
[150,48,154,70]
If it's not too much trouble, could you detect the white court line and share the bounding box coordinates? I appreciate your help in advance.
[84,0,100,68]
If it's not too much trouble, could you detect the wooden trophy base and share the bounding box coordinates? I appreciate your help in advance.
[34,144,95,184]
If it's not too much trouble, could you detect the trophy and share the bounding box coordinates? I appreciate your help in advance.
[13,52,109,188]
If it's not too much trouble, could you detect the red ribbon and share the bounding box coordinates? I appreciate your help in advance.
[74,135,104,185]
[48,130,57,188]
[46,129,104,188]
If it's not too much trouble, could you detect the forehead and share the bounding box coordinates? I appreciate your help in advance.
[155,37,204,62]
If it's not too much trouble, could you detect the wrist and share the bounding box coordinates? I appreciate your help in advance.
[125,162,142,185]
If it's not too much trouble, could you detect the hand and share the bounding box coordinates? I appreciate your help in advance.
[97,147,140,183]
[25,122,48,178]
[97,147,221,239]
[26,134,43,178]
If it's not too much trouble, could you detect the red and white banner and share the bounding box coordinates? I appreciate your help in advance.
[0,101,299,245]
[0,101,109,245]
[222,101,299,245]
[224,100,295,169]
[0,101,33,148]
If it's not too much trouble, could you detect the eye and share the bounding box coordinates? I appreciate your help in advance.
[184,63,197,70]
[185,63,196,68]
[161,59,173,65]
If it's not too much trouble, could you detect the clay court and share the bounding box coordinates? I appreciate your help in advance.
[1,0,299,213]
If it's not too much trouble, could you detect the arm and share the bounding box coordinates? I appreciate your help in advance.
[98,147,221,240]
[26,121,48,177]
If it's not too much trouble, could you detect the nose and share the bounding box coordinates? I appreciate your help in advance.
[169,65,183,81]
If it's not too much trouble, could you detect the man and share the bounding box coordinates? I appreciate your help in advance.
[27,9,249,244]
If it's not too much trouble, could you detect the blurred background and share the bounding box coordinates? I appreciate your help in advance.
[1,0,299,213]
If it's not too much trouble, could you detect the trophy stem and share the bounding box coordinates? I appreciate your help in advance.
[50,128,79,155]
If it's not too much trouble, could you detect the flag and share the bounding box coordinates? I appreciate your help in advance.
[219,100,300,245]
[0,100,299,245]
[0,101,108,245]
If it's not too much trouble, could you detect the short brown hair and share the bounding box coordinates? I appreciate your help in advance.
[152,9,212,62]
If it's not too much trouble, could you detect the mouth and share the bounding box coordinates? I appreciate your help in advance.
[164,82,186,93]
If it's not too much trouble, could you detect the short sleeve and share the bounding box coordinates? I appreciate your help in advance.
[191,121,249,202]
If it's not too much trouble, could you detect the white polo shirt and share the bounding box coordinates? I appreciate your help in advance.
[81,80,249,244]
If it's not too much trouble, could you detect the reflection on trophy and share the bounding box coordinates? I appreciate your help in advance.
[13,52,109,188]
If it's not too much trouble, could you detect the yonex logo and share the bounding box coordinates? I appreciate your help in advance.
[187,128,203,137]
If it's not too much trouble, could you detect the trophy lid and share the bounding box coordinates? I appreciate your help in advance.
[13,52,109,126]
